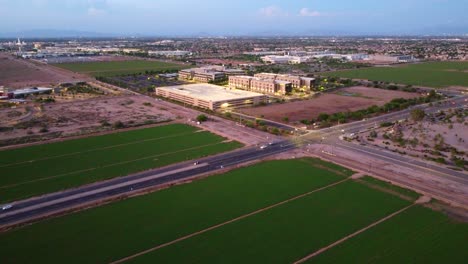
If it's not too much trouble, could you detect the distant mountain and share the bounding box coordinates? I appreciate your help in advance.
[0,29,118,38]
[1,27,465,39]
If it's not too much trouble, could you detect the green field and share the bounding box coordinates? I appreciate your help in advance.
[358,176,421,201]
[323,61,468,88]
[0,159,350,263]
[129,181,409,264]
[311,206,468,263]
[0,124,242,202]
[1,159,466,263]
[53,60,187,77]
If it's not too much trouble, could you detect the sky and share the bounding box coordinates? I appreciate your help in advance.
[0,0,467,36]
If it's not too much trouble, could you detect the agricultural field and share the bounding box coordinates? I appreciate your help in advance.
[0,158,468,263]
[322,61,468,88]
[311,205,468,263]
[52,60,188,77]
[1,158,466,263]
[0,158,351,263]
[0,124,242,202]
[128,180,409,264]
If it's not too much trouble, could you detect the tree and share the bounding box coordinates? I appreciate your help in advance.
[410,109,425,121]
[196,114,208,122]
[317,113,330,121]
[112,121,125,129]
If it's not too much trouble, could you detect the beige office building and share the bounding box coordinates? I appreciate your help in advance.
[229,75,294,95]
[156,84,267,111]
[254,73,315,89]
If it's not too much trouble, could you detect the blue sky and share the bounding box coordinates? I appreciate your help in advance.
[0,0,467,35]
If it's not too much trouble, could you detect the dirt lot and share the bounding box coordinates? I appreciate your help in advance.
[0,53,91,88]
[241,86,421,123]
[0,89,279,148]
[0,95,175,144]
[357,107,467,170]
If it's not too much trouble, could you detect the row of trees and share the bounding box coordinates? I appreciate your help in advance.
[313,92,441,127]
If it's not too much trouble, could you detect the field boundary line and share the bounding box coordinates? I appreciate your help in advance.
[0,141,229,190]
[0,131,199,168]
[293,203,415,264]
[110,178,350,264]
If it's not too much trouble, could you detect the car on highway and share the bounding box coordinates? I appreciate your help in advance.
[193,161,199,165]
[259,145,268,149]
[1,204,13,211]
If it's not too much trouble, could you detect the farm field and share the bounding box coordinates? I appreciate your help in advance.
[52,60,188,77]
[128,180,410,264]
[311,205,468,263]
[322,61,468,88]
[0,158,465,263]
[240,86,420,124]
[0,123,242,202]
[0,158,351,263]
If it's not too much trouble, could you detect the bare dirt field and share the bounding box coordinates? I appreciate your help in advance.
[241,86,421,123]
[0,89,276,148]
[357,107,467,170]
[0,53,91,88]
[0,95,175,144]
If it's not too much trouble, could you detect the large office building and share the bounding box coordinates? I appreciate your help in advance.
[229,76,292,95]
[229,73,315,95]
[254,73,315,89]
[156,84,267,111]
[179,66,244,83]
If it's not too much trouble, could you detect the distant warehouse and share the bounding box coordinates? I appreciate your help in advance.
[156,84,267,111]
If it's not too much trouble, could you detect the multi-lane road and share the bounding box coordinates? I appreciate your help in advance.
[302,95,468,180]
[0,140,294,227]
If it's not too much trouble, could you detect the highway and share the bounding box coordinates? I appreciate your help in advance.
[0,141,294,227]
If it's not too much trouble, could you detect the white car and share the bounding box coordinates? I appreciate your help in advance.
[2,204,13,211]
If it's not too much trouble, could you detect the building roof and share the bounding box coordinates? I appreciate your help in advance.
[274,80,292,85]
[12,87,52,96]
[157,84,264,102]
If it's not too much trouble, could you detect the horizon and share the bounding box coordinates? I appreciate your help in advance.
[0,0,467,37]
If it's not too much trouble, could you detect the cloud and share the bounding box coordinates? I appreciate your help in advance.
[87,0,108,16]
[259,6,288,17]
[87,7,106,16]
[299,8,321,17]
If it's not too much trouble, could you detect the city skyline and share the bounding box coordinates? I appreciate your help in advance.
[0,0,467,37]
